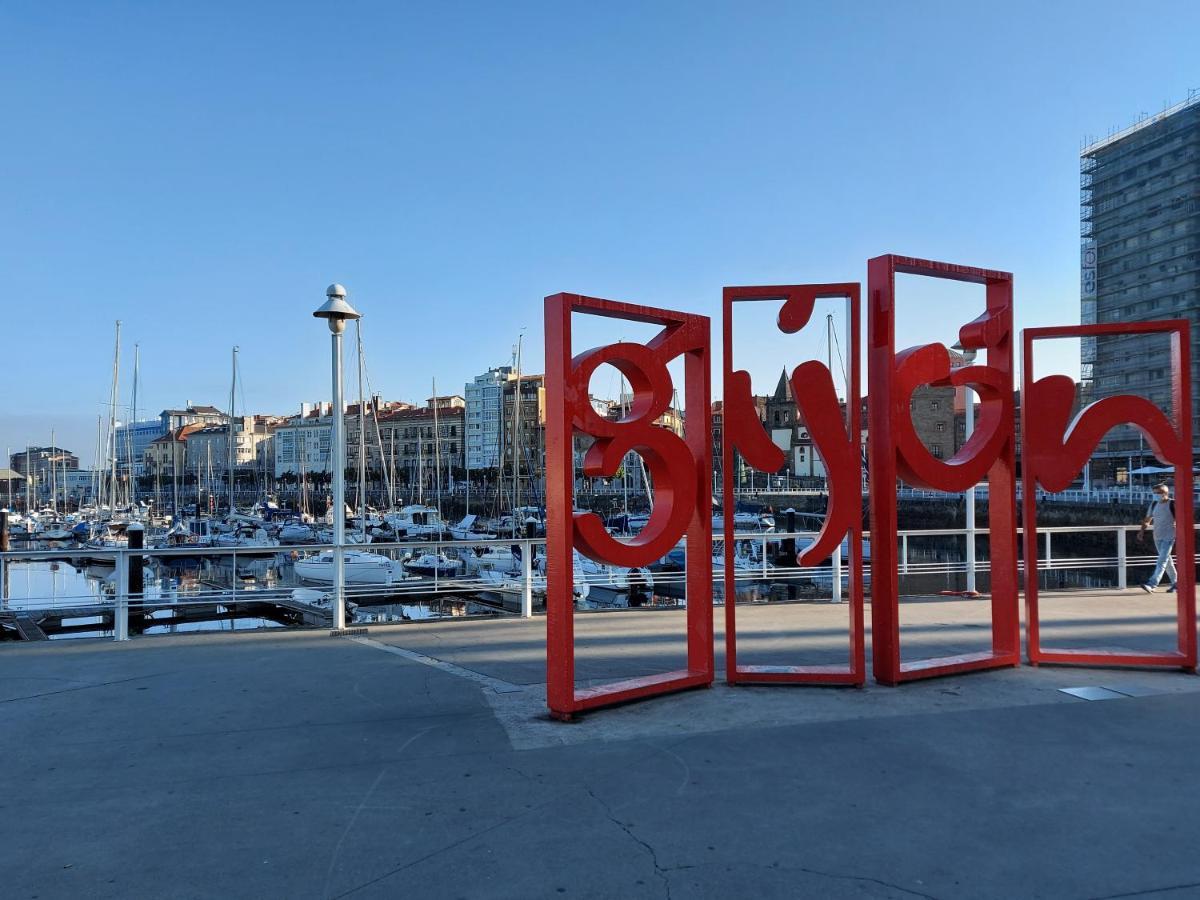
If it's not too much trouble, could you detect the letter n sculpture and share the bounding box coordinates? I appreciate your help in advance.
[544,293,714,719]
[867,255,1022,684]
[1022,321,1195,670]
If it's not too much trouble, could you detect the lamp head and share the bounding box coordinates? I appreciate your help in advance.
[313,284,362,334]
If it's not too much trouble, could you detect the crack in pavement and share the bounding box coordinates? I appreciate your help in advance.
[1088,882,1200,899]
[0,671,168,703]
[789,863,942,900]
[586,786,674,900]
[328,798,557,899]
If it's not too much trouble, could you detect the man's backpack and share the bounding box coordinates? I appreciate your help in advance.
[1146,499,1176,520]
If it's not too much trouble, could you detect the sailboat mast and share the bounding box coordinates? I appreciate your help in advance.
[228,347,237,516]
[356,321,367,540]
[389,431,396,510]
[108,321,121,512]
[49,429,56,515]
[130,344,139,510]
[94,417,101,510]
[299,440,308,518]
[432,378,442,521]
[511,334,523,536]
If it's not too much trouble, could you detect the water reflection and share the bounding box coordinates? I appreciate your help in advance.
[1,553,505,641]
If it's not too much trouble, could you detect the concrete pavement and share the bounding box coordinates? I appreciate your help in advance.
[2,592,1200,898]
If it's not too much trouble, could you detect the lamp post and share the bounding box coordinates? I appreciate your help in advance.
[313,283,361,630]
[951,342,978,596]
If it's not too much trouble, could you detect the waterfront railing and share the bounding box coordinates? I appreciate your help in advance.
[0,525,1194,643]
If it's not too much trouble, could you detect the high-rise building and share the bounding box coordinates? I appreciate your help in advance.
[1081,94,1200,477]
[465,366,513,472]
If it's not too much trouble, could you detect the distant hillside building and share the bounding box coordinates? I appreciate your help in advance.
[144,424,203,478]
[376,397,466,490]
[274,403,335,478]
[275,400,414,479]
[159,405,228,433]
[184,416,275,474]
[10,447,79,482]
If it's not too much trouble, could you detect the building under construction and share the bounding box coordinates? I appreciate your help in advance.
[1081,92,1200,481]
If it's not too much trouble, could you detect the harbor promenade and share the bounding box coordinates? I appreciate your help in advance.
[3,593,1200,898]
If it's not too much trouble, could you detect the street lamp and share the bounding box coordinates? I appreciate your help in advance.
[951,342,979,596]
[314,283,362,630]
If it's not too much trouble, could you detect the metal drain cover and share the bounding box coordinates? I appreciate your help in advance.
[1059,686,1127,701]
[1100,683,1164,698]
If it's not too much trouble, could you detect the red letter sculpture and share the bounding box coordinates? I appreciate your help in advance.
[544,293,713,719]
[867,255,1021,684]
[1022,321,1196,670]
[722,284,865,685]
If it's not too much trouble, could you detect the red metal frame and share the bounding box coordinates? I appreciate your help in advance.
[544,293,714,719]
[721,284,865,685]
[867,255,1021,684]
[1021,321,1196,670]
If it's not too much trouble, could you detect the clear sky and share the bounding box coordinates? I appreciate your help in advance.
[4,1,1199,466]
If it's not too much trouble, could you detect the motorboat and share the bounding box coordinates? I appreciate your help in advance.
[384,505,448,540]
[277,522,321,544]
[465,544,525,575]
[476,567,590,609]
[585,565,656,608]
[213,523,279,555]
[402,552,464,578]
[37,519,74,541]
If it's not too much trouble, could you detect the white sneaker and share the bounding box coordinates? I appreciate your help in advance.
[1141,584,1155,593]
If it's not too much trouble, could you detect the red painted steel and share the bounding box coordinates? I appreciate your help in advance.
[867,255,1021,684]
[722,285,865,685]
[1021,321,1196,670]
[544,293,714,719]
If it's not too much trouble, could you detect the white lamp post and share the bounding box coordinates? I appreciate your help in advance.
[314,283,361,630]
[952,342,978,596]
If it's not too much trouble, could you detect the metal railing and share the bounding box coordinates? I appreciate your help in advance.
[1,523,1194,642]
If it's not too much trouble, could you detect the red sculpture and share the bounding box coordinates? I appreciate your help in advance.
[721,284,865,685]
[867,255,1021,684]
[1022,322,1196,670]
[544,293,713,719]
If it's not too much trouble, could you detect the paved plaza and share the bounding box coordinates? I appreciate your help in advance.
[3,590,1200,898]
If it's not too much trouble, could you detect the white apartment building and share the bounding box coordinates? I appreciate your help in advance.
[465,366,513,471]
[273,403,334,477]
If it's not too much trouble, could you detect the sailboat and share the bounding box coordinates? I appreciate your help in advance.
[294,548,406,584]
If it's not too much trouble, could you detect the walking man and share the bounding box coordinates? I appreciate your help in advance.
[1140,482,1177,593]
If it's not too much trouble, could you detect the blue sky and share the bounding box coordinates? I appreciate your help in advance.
[3,1,1198,466]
